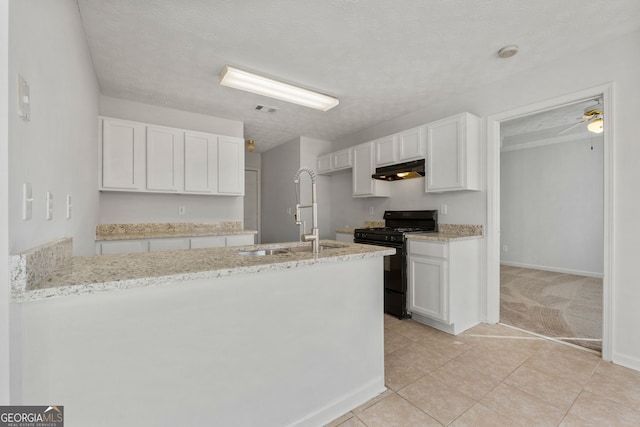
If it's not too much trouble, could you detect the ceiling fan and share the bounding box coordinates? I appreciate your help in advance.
[558,99,604,135]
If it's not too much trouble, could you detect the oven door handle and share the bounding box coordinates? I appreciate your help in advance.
[354,239,403,250]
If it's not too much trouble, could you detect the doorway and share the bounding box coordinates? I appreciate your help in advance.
[499,102,604,351]
[244,168,260,243]
[486,84,614,360]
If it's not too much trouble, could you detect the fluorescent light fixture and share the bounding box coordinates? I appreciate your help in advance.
[219,65,339,111]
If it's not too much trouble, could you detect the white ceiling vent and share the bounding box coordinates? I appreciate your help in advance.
[254,104,278,113]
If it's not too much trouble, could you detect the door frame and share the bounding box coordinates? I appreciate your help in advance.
[244,167,261,244]
[485,83,614,360]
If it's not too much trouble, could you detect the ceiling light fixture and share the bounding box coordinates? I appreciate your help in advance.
[220,66,339,111]
[498,45,519,59]
[587,117,604,134]
[246,139,256,152]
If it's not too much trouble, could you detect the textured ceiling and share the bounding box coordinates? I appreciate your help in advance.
[76,0,640,152]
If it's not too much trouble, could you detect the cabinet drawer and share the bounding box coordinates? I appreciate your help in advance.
[409,240,448,258]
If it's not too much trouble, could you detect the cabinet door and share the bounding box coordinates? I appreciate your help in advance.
[101,119,146,190]
[331,148,352,170]
[97,240,148,254]
[148,238,189,252]
[408,256,449,323]
[398,126,426,162]
[217,137,244,195]
[426,115,464,191]
[353,142,390,197]
[375,135,397,166]
[226,234,255,247]
[353,142,375,196]
[146,126,184,192]
[190,236,226,249]
[317,154,332,174]
[184,131,218,193]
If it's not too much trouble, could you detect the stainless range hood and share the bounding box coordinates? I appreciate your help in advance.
[371,159,425,181]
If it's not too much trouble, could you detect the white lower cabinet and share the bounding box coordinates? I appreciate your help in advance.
[96,234,255,254]
[225,234,255,246]
[148,238,190,252]
[97,240,149,255]
[407,238,480,335]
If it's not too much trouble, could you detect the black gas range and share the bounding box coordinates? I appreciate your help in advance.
[354,210,438,318]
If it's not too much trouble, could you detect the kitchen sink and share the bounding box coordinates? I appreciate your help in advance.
[237,249,290,256]
[286,244,344,253]
[237,243,346,256]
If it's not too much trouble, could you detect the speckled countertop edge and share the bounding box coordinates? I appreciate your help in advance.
[13,241,395,303]
[96,221,257,241]
[406,233,483,242]
[336,223,483,241]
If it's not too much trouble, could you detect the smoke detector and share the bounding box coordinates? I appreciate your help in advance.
[498,45,519,59]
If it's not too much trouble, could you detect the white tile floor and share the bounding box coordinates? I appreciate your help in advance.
[326,316,640,426]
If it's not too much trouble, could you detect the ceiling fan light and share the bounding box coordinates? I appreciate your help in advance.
[588,118,604,134]
[220,66,339,111]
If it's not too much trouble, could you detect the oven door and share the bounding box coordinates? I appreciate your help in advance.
[354,239,404,291]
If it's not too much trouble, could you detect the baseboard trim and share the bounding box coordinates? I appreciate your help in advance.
[285,377,386,427]
[500,261,603,278]
[612,352,640,373]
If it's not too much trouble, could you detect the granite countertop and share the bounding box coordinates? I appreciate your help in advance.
[12,240,394,303]
[336,223,484,241]
[96,221,257,241]
[407,224,484,242]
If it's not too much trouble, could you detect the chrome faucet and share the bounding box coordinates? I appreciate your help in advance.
[294,167,320,253]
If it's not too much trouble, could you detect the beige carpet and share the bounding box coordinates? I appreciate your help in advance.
[500,265,603,352]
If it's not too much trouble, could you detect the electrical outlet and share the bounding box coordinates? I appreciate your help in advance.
[287,207,292,215]
[440,204,448,215]
[178,206,186,215]
[503,245,508,252]
[368,206,374,215]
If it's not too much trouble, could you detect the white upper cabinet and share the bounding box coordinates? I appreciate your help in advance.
[184,131,218,194]
[217,136,244,195]
[352,142,390,197]
[101,118,146,191]
[426,113,480,192]
[100,117,244,196]
[146,126,184,192]
[397,126,427,162]
[317,148,352,175]
[374,135,398,166]
[375,126,426,167]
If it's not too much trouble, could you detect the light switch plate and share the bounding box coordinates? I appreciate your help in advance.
[18,74,30,121]
[46,192,53,220]
[66,195,72,219]
[23,183,33,220]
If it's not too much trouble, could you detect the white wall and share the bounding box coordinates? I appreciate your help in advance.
[261,136,333,243]
[100,96,243,137]
[299,137,333,240]
[501,136,604,276]
[0,0,10,404]
[261,138,301,243]
[98,96,245,225]
[8,0,100,256]
[328,29,640,370]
